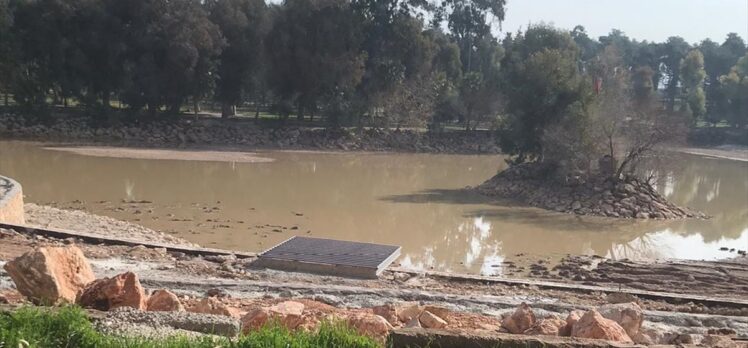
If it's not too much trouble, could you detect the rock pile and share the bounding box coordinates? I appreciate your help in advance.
[3,245,736,346]
[477,163,706,219]
[0,113,500,154]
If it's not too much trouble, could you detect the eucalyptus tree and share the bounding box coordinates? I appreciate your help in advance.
[265,0,366,125]
[719,53,748,127]
[118,0,224,115]
[499,25,590,164]
[207,0,268,118]
[660,36,690,112]
[679,49,706,123]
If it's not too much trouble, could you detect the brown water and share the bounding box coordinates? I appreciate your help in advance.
[1,140,746,275]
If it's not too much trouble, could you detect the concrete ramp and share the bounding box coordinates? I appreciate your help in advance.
[255,236,401,278]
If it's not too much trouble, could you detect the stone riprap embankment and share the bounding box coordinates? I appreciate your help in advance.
[0,113,500,154]
[476,163,706,219]
[0,175,24,225]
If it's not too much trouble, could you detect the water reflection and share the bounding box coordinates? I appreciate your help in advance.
[0,140,746,275]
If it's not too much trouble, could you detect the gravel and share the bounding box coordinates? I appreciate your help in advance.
[95,307,241,338]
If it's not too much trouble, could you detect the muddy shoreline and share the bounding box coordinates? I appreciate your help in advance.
[1,205,748,344]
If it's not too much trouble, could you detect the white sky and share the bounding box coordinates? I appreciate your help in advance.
[498,0,748,44]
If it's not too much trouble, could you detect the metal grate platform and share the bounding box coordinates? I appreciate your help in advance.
[255,236,401,278]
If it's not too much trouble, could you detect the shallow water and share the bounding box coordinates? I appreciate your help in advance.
[0,140,746,275]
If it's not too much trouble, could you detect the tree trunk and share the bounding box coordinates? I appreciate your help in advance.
[221,102,235,118]
[297,100,304,121]
[102,91,111,110]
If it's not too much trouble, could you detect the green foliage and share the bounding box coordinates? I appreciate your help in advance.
[719,54,748,127]
[660,36,690,111]
[0,306,381,348]
[500,25,590,163]
[680,49,707,122]
[207,0,269,117]
[265,0,366,124]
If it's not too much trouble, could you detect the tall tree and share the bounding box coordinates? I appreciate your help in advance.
[660,36,690,111]
[719,53,748,127]
[680,49,706,123]
[207,0,268,118]
[118,0,224,115]
[500,25,590,163]
[266,0,366,125]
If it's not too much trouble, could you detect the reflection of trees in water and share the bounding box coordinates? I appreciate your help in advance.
[605,233,665,260]
[3,142,747,270]
[398,216,503,275]
[643,154,748,240]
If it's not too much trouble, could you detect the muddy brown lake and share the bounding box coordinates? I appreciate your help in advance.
[0,140,746,275]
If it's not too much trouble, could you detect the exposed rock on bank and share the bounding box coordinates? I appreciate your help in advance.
[3,245,95,304]
[0,113,500,154]
[476,163,706,219]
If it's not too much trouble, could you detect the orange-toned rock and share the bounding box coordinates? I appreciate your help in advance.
[561,310,583,336]
[525,315,567,336]
[598,302,643,338]
[4,246,95,304]
[372,304,399,326]
[269,301,305,329]
[396,303,423,323]
[240,301,306,333]
[147,289,184,312]
[571,310,632,343]
[501,303,537,334]
[76,272,147,310]
[241,308,271,332]
[423,305,450,320]
[187,297,241,318]
[348,314,393,338]
[419,310,447,329]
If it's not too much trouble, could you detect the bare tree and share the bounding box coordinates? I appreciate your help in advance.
[592,45,687,179]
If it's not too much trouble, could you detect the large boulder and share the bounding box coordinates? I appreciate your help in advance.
[76,272,147,311]
[525,315,567,336]
[396,303,423,323]
[146,289,184,312]
[598,302,643,338]
[571,310,632,343]
[240,301,305,332]
[372,304,399,326]
[187,297,241,318]
[348,314,393,338]
[561,311,583,336]
[3,246,95,304]
[501,303,537,334]
[418,310,447,329]
[269,301,305,329]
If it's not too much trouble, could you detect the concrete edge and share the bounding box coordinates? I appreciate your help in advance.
[387,328,646,348]
[0,175,24,225]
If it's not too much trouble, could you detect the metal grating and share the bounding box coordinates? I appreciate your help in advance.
[257,236,401,277]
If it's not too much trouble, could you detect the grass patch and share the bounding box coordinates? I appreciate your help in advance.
[0,306,382,348]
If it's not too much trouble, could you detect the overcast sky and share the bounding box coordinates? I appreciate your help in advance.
[498,0,748,44]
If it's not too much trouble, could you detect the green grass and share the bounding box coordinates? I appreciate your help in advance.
[0,306,382,348]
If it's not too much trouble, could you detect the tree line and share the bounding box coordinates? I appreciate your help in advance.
[0,0,745,136]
